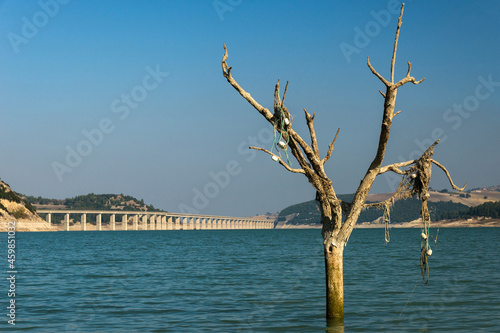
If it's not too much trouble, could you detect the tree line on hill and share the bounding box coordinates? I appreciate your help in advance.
[20,193,165,225]
[23,193,163,212]
[278,196,500,225]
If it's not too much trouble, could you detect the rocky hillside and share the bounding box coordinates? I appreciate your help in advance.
[0,180,55,232]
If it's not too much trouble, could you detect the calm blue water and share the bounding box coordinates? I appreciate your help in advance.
[1,228,499,332]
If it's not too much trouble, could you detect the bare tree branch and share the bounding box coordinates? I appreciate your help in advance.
[281,81,289,107]
[222,44,274,123]
[304,109,320,158]
[394,62,425,88]
[394,74,425,88]
[379,159,416,175]
[249,146,306,174]
[390,3,404,83]
[274,79,282,111]
[431,159,467,191]
[287,137,315,175]
[367,57,390,86]
[322,128,340,164]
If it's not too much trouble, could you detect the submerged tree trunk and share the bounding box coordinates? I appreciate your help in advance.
[325,242,344,320]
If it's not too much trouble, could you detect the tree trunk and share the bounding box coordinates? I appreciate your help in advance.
[324,242,344,321]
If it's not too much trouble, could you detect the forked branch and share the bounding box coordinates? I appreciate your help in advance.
[367,4,425,90]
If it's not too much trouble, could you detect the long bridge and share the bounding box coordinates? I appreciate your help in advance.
[36,210,275,231]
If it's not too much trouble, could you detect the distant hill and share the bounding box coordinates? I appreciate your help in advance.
[23,193,165,212]
[0,180,55,231]
[277,188,500,226]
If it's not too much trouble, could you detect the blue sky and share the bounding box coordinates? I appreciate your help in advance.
[0,0,499,216]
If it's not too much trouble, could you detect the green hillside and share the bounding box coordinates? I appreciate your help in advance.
[23,193,164,212]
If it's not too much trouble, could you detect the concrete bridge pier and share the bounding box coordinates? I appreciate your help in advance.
[110,214,116,231]
[148,215,154,230]
[46,213,51,225]
[97,214,102,231]
[152,215,157,230]
[64,213,70,231]
[167,216,173,230]
[81,214,86,231]
[122,214,128,231]
[161,216,166,230]
[133,215,139,230]
[201,218,206,230]
[157,215,162,230]
[142,215,148,230]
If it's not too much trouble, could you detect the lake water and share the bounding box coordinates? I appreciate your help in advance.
[1,228,499,332]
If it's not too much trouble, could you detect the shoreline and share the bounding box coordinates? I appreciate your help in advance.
[1,218,499,232]
[277,218,500,229]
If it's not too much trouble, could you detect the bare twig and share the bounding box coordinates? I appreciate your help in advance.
[367,57,390,86]
[304,109,320,158]
[322,128,340,164]
[249,146,306,174]
[281,81,289,107]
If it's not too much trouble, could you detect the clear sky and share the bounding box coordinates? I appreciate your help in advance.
[1,0,499,217]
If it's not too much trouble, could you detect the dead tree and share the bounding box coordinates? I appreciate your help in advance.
[221,4,464,322]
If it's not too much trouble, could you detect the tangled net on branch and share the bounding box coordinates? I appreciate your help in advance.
[370,142,437,283]
[271,82,293,166]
